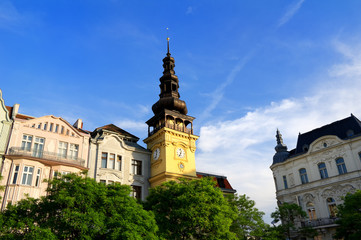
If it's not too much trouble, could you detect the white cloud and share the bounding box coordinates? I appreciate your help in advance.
[277,0,305,28]
[196,41,361,223]
[115,119,148,132]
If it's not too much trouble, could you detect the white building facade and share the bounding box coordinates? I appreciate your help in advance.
[271,115,361,240]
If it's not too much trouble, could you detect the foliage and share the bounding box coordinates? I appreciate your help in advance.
[145,177,237,240]
[335,190,361,240]
[271,202,317,240]
[0,173,158,239]
[227,194,270,239]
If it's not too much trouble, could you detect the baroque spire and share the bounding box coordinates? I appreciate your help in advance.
[275,129,288,153]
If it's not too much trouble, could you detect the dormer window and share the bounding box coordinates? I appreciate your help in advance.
[346,129,354,137]
[302,144,309,152]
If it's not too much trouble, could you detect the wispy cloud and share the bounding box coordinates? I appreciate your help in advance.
[277,0,305,28]
[196,40,361,223]
[0,1,24,32]
[186,6,193,15]
[198,53,253,123]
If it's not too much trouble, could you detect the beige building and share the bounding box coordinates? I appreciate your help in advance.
[0,105,89,209]
[271,115,361,240]
[88,124,151,201]
[0,90,12,160]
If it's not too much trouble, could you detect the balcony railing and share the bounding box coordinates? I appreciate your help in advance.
[149,123,193,136]
[301,217,339,228]
[8,147,86,167]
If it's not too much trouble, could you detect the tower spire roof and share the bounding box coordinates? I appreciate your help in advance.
[151,37,188,115]
[275,129,288,152]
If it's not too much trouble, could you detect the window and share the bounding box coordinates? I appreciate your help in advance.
[132,160,142,175]
[108,180,114,185]
[318,163,328,179]
[327,198,337,218]
[336,158,347,174]
[21,135,33,151]
[131,185,142,200]
[101,153,108,168]
[58,142,68,158]
[116,156,122,171]
[12,165,19,184]
[109,154,115,169]
[299,168,309,184]
[37,123,42,129]
[283,175,288,189]
[33,137,45,158]
[55,124,59,133]
[69,144,79,160]
[66,129,69,136]
[100,180,106,184]
[306,202,317,220]
[35,168,41,187]
[61,126,64,134]
[49,123,53,132]
[21,166,34,186]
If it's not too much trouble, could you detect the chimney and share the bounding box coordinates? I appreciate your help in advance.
[12,104,19,119]
[73,119,83,129]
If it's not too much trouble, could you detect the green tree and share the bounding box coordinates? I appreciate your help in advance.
[145,177,237,240]
[0,173,158,239]
[227,194,270,240]
[271,202,317,240]
[335,190,361,240]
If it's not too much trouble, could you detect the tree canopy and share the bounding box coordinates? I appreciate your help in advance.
[335,190,361,240]
[0,173,158,240]
[144,177,237,240]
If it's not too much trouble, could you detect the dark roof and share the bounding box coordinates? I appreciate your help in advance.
[292,114,361,157]
[97,124,139,141]
[196,172,236,194]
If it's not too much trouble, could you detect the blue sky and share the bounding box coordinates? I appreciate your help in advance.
[1,0,361,223]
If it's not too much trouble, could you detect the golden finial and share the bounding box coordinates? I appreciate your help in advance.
[166,27,170,55]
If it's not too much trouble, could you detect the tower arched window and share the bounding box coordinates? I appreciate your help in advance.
[336,158,347,175]
[318,162,328,179]
[299,168,309,184]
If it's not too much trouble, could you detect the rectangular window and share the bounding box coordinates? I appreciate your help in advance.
[108,180,114,185]
[49,123,53,132]
[43,122,48,131]
[318,163,328,179]
[109,154,115,169]
[12,165,19,184]
[336,158,347,174]
[37,123,42,129]
[61,126,64,134]
[101,153,108,168]
[58,141,68,158]
[35,168,41,187]
[55,124,59,133]
[100,180,106,184]
[283,175,288,189]
[21,166,34,186]
[299,168,309,184]
[33,137,45,158]
[21,134,33,151]
[117,155,122,171]
[66,129,69,136]
[131,185,142,200]
[69,144,79,160]
[132,160,142,175]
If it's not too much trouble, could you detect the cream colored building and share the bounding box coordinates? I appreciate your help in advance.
[0,90,12,160]
[0,105,89,209]
[271,115,361,240]
[88,124,151,201]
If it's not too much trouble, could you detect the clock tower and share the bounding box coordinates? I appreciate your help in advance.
[144,39,198,187]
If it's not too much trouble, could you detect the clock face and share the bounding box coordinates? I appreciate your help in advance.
[153,148,160,160]
[179,162,184,169]
[176,148,185,158]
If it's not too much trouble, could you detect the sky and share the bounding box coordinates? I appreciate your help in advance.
[1,0,361,223]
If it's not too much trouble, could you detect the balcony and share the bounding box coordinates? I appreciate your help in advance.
[301,217,339,228]
[8,147,86,168]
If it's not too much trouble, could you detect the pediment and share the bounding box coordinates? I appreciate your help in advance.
[0,90,11,122]
[309,135,343,153]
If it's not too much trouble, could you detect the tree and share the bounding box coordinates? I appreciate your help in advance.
[144,177,237,240]
[271,202,317,240]
[0,173,158,239]
[227,194,270,240]
[335,190,361,240]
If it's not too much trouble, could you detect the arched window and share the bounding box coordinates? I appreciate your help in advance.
[306,202,317,220]
[299,168,309,184]
[327,198,337,218]
[318,162,328,179]
[336,158,347,175]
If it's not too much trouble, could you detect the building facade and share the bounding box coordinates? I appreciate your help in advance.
[271,115,361,240]
[88,124,151,201]
[0,105,89,209]
[0,90,12,161]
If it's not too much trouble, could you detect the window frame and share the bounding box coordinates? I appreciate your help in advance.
[318,162,328,179]
[21,166,34,186]
[101,152,108,168]
[336,158,347,175]
[131,185,142,200]
[12,165,20,184]
[299,168,309,184]
[132,160,142,175]
[283,175,288,189]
